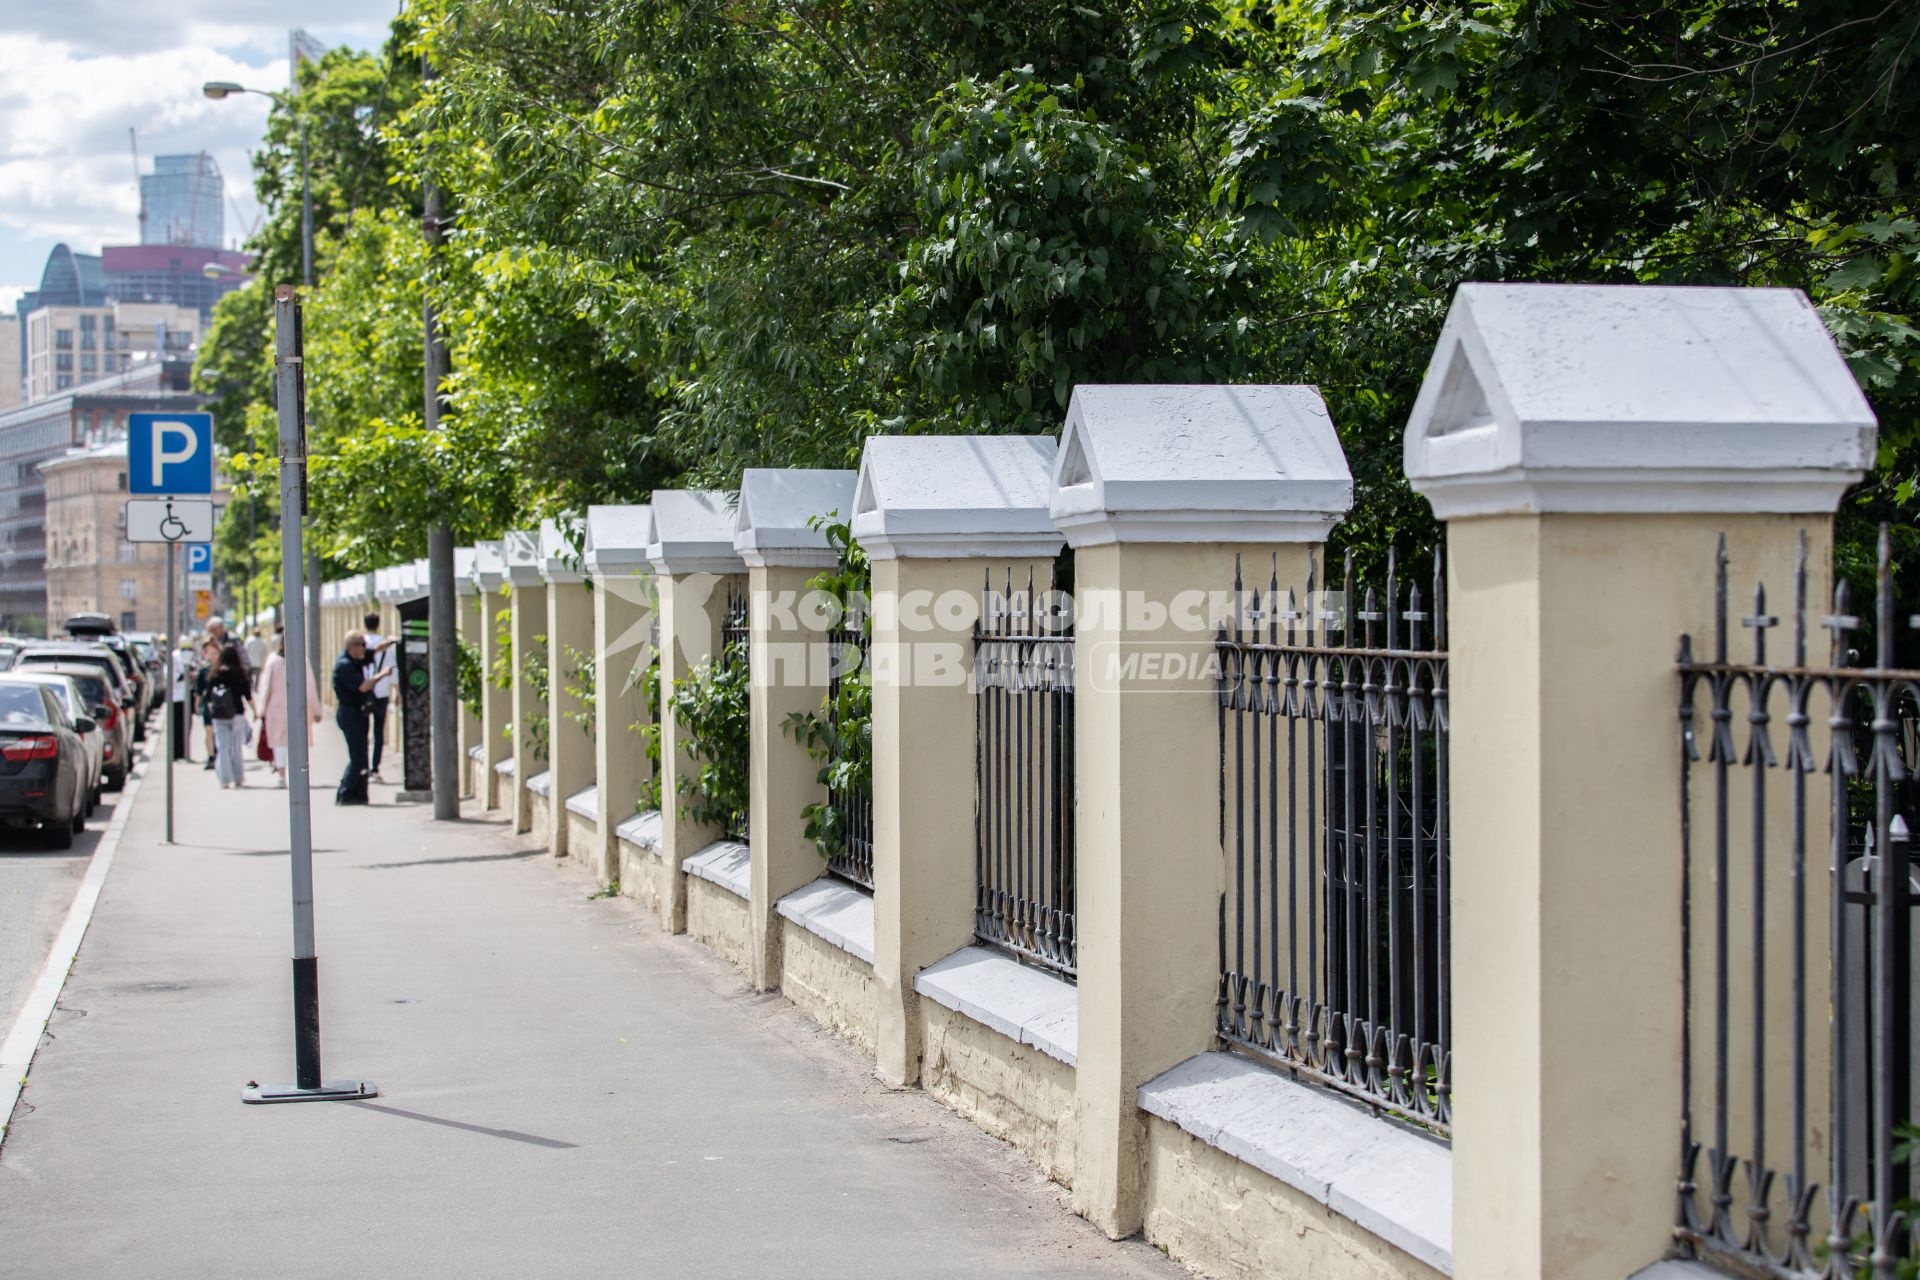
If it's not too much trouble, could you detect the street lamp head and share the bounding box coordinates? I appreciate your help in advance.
[202,262,236,280]
[202,81,244,100]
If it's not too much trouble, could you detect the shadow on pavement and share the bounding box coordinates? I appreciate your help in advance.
[342,1101,578,1149]
[353,848,546,870]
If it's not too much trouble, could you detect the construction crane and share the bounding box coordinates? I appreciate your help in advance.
[129,127,146,239]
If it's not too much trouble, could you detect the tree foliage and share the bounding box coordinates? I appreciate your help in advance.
[193,0,1917,585]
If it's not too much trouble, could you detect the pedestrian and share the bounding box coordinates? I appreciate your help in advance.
[333,630,379,806]
[209,616,250,688]
[244,627,268,690]
[195,638,220,769]
[256,627,321,789]
[170,639,193,762]
[206,641,256,789]
[360,611,397,782]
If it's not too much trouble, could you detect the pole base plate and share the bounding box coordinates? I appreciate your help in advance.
[242,1079,378,1105]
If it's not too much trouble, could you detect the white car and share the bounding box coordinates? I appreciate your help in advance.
[9,670,103,814]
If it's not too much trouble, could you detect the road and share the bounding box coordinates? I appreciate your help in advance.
[0,723,153,1043]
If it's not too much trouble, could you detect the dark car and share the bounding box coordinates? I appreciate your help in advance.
[28,665,130,791]
[0,678,91,848]
[13,647,135,788]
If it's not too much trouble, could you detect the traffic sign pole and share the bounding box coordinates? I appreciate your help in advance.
[242,285,374,1106]
[164,542,175,845]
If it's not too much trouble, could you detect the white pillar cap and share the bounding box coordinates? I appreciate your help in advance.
[373,567,396,603]
[1404,283,1879,519]
[733,468,857,568]
[538,516,584,584]
[852,436,1064,561]
[584,504,654,579]
[474,540,507,592]
[1050,384,1353,546]
[454,547,478,597]
[647,490,747,575]
[502,529,544,587]
[400,558,429,603]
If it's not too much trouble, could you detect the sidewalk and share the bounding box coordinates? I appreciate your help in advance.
[0,734,1180,1279]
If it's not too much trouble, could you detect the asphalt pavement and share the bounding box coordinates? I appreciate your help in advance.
[0,729,1183,1279]
[0,726,151,1039]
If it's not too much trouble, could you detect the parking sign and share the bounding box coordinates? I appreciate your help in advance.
[129,412,214,495]
[186,543,213,575]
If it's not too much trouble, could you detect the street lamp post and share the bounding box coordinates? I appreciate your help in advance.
[204,81,322,675]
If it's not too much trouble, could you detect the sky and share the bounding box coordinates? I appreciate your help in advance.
[0,0,397,314]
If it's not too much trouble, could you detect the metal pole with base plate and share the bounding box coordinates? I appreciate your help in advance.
[243,285,375,1106]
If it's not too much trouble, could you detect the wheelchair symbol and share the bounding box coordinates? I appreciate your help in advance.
[160,502,189,541]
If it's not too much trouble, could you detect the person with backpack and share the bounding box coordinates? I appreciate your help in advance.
[206,641,256,789]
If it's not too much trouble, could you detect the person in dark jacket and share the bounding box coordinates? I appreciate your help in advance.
[206,642,256,789]
[332,632,378,805]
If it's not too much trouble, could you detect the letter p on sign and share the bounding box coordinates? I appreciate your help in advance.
[129,412,215,496]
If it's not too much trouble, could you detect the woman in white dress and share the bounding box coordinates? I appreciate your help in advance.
[255,629,322,787]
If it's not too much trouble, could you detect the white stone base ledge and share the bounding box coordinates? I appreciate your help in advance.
[682,839,751,900]
[776,877,875,965]
[614,809,661,853]
[494,758,515,777]
[1629,1262,1720,1280]
[564,785,597,821]
[914,946,1076,1067]
[525,770,552,798]
[1139,1052,1452,1276]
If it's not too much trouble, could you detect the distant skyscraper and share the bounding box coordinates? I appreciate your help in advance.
[140,153,224,248]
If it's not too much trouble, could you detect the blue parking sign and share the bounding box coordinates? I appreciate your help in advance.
[186,543,213,575]
[129,412,214,495]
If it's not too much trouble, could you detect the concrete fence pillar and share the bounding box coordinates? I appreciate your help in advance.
[540,518,593,859]
[503,529,546,834]
[472,543,510,810]
[853,436,1064,1087]
[1051,385,1354,1238]
[648,491,748,933]
[585,505,656,886]
[1403,284,1878,1280]
[733,468,858,990]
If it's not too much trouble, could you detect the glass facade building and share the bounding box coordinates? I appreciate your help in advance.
[141,153,224,247]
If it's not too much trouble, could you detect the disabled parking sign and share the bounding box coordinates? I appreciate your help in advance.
[128,412,214,495]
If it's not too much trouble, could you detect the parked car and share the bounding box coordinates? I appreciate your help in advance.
[94,634,151,736]
[0,640,19,672]
[9,671,102,813]
[27,665,128,792]
[63,612,117,638]
[0,677,91,848]
[12,647,135,789]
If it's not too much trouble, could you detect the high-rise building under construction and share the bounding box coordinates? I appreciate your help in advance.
[140,152,223,248]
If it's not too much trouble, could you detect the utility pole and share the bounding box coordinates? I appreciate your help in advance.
[423,51,460,820]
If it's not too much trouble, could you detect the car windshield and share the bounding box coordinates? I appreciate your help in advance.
[0,685,48,725]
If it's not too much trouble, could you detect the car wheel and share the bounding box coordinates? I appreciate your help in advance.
[71,799,85,835]
[45,818,73,850]
[106,767,125,792]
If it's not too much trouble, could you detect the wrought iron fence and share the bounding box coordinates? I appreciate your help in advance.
[1676,528,1920,1278]
[825,621,873,890]
[1215,549,1451,1133]
[974,569,1076,977]
[720,579,750,842]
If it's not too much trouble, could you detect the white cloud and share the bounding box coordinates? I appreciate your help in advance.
[0,2,395,286]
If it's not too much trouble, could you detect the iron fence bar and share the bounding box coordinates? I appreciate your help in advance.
[1217,546,1450,1132]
